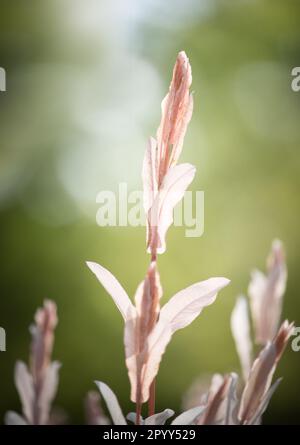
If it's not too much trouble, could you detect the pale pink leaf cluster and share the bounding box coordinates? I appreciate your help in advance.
[143,51,195,255]
[87,261,229,403]
[231,241,292,424]
[5,300,60,425]
[183,240,294,425]
[238,320,293,424]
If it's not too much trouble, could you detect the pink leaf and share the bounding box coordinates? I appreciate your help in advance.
[238,320,293,424]
[126,262,162,404]
[156,51,193,183]
[95,381,127,425]
[231,297,253,381]
[171,406,206,425]
[145,409,175,425]
[159,277,230,332]
[30,300,57,386]
[14,361,34,424]
[248,378,282,425]
[224,373,239,425]
[238,344,277,424]
[38,361,61,425]
[248,240,287,345]
[86,261,136,322]
[197,374,232,425]
[147,163,196,254]
[138,277,230,402]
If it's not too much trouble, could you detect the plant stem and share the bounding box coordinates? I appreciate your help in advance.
[147,248,157,418]
[136,401,141,425]
[148,379,156,416]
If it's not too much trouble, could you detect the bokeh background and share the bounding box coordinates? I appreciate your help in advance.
[0,0,300,425]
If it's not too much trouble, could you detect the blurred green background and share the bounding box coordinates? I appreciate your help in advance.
[0,0,300,425]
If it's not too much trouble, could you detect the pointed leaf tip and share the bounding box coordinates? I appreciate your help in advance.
[95,381,127,425]
[86,261,135,322]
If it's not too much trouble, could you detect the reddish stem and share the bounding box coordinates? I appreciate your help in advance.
[148,379,156,417]
[146,249,157,418]
[136,401,141,425]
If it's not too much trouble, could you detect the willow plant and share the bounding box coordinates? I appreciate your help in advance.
[86,51,230,423]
